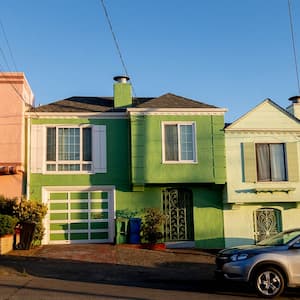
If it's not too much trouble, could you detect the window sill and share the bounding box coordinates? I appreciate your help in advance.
[162,161,198,164]
[44,171,95,175]
[254,187,296,194]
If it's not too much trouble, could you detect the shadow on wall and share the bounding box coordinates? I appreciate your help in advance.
[195,238,225,250]
[224,237,255,248]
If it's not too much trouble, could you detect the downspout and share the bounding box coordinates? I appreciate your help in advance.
[26,113,31,200]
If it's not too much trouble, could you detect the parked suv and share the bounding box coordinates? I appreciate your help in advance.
[215,228,300,297]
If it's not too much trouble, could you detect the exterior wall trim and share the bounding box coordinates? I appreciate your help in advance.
[226,129,300,133]
[128,110,226,116]
[25,112,127,119]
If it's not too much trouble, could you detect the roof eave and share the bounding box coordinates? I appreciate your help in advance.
[25,111,128,118]
[127,107,227,114]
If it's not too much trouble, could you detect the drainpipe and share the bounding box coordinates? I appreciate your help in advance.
[26,114,31,200]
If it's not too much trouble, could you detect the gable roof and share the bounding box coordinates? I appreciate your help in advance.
[134,93,217,109]
[29,93,219,113]
[226,98,300,131]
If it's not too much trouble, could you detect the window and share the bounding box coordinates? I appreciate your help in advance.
[256,143,286,181]
[46,127,92,172]
[163,122,196,162]
[254,208,282,242]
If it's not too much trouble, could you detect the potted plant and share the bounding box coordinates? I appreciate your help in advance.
[0,214,18,255]
[140,208,166,250]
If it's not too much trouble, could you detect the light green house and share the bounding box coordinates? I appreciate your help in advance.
[224,98,300,247]
[26,77,227,249]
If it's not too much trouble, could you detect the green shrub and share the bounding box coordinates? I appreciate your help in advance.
[0,195,18,215]
[140,208,165,244]
[13,199,47,245]
[0,214,18,237]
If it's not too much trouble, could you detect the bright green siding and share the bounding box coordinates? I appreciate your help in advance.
[116,186,224,248]
[130,114,226,186]
[30,113,225,249]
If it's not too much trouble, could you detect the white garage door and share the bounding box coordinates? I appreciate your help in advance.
[47,189,114,244]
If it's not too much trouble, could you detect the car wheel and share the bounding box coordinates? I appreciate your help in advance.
[253,267,285,298]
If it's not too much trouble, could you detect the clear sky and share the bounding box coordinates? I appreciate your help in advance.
[1,0,300,122]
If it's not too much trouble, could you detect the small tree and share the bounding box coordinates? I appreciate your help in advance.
[140,208,165,245]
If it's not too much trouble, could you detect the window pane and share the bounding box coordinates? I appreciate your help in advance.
[165,125,178,161]
[58,128,80,161]
[270,144,286,181]
[256,144,271,181]
[180,125,194,160]
[58,164,80,171]
[83,128,92,161]
[46,128,56,161]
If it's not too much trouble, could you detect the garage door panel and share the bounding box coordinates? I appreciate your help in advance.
[50,213,68,220]
[48,189,114,244]
[50,203,68,210]
[50,233,68,241]
[50,193,68,200]
[70,223,88,230]
[50,223,68,231]
[71,202,88,209]
[91,222,108,229]
[91,232,108,240]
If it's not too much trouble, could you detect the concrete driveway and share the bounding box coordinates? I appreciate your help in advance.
[0,244,216,283]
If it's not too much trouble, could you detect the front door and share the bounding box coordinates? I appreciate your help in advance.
[163,188,194,241]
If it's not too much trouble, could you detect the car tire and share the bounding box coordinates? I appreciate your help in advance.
[253,267,285,298]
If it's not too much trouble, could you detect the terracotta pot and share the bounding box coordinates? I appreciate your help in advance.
[141,243,166,251]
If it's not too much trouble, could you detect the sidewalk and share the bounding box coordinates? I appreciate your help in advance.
[0,244,216,283]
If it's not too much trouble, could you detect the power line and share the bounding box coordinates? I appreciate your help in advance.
[287,0,300,95]
[0,19,18,71]
[100,0,136,97]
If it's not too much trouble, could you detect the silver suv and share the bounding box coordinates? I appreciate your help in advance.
[215,228,300,297]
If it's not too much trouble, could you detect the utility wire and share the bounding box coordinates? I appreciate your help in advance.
[0,19,18,71]
[100,0,136,98]
[288,0,300,95]
[0,19,38,116]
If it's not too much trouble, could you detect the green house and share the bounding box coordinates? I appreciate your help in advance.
[26,76,227,249]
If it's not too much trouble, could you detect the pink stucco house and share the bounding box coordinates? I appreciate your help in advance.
[0,72,34,199]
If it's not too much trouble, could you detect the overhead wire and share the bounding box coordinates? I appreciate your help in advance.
[0,18,18,71]
[100,0,137,98]
[0,18,38,117]
[287,0,300,95]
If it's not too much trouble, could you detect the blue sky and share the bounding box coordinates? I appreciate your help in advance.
[1,0,300,122]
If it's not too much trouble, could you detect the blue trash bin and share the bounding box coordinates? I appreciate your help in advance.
[128,218,141,244]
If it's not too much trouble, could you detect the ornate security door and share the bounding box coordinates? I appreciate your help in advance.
[163,188,194,241]
[254,208,282,242]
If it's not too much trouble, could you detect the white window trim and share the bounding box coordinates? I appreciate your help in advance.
[31,124,107,174]
[162,121,197,164]
[46,125,93,174]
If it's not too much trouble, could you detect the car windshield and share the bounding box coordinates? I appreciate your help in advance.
[257,230,300,246]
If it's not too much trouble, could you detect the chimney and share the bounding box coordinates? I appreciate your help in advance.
[113,75,132,108]
[287,96,300,119]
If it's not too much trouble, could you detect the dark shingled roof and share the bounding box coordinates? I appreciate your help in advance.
[30,93,218,113]
[134,93,217,108]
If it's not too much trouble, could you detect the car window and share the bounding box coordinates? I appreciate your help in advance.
[257,230,300,246]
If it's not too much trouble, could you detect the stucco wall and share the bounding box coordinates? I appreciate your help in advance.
[0,73,33,198]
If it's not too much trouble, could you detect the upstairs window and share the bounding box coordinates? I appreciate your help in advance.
[46,127,92,172]
[163,122,196,163]
[256,143,287,181]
